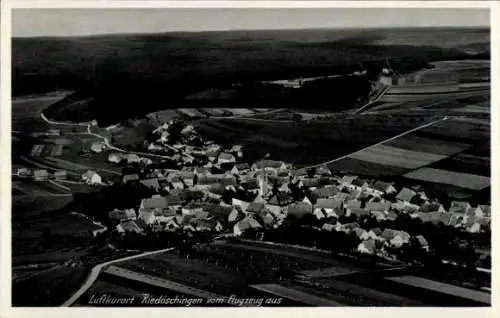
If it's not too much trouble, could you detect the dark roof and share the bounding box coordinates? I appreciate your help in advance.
[234,163,250,170]
[287,202,313,217]
[350,208,369,217]
[254,160,283,169]
[352,178,367,187]
[247,202,266,213]
[267,193,293,206]
[396,187,416,202]
[372,181,393,192]
[165,195,182,206]
[315,198,343,210]
[313,187,338,198]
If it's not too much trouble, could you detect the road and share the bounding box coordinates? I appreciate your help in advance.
[304,116,449,169]
[61,246,176,306]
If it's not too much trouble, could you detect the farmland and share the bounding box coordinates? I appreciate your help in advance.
[194,114,431,165]
[403,168,490,191]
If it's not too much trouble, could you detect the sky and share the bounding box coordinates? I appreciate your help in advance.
[12,8,489,38]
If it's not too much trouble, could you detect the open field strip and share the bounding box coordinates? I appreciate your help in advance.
[103,265,223,300]
[250,284,341,306]
[45,157,121,175]
[403,167,490,190]
[383,135,471,155]
[349,144,447,169]
[385,275,490,305]
[304,116,448,169]
[48,180,71,192]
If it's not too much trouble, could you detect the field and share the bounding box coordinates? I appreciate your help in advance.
[403,168,490,191]
[12,195,73,220]
[12,265,89,306]
[113,240,371,301]
[194,114,428,165]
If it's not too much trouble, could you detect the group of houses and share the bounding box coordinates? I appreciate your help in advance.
[99,120,490,261]
[16,167,68,181]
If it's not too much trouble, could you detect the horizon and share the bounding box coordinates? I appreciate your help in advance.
[12,8,489,38]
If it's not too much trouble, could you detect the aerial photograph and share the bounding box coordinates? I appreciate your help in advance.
[10,8,491,307]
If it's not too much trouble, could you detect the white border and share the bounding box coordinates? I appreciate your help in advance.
[1,1,498,318]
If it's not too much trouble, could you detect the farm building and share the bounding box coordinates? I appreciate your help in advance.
[54,170,68,180]
[233,216,262,236]
[91,142,105,153]
[33,169,49,181]
[82,170,102,185]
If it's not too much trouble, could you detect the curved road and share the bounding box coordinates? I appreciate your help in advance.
[61,247,176,306]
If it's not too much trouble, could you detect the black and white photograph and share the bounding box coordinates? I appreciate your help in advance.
[3,3,494,310]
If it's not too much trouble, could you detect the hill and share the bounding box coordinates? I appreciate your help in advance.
[13,27,489,125]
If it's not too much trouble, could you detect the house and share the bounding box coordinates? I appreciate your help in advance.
[81,170,102,185]
[139,178,161,191]
[313,209,328,220]
[228,207,246,223]
[474,205,491,218]
[391,201,420,214]
[314,198,343,217]
[287,202,313,218]
[386,211,398,222]
[340,222,360,233]
[345,200,361,211]
[232,198,251,212]
[314,166,332,176]
[346,189,362,201]
[194,209,210,220]
[420,201,447,213]
[449,201,473,216]
[353,228,370,240]
[218,152,236,164]
[416,235,430,251]
[165,195,182,209]
[252,160,286,171]
[350,178,368,191]
[313,187,338,199]
[34,169,49,181]
[357,239,376,255]
[414,212,431,223]
[123,174,140,184]
[333,192,349,203]
[17,168,32,177]
[170,181,184,190]
[348,208,370,219]
[302,178,321,189]
[233,216,262,236]
[340,175,357,187]
[54,170,67,180]
[322,221,341,232]
[246,202,266,214]
[367,228,383,240]
[365,202,391,213]
[126,154,141,164]
[90,142,105,153]
[381,229,410,247]
[192,219,223,232]
[396,187,417,203]
[231,163,250,174]
[370,181,397,196]
[109,208,137,221]
[165,217,181,232]
[138,210,156,225]
[429,212,452,225]
[371,210,386,221]
[116,220,143,234]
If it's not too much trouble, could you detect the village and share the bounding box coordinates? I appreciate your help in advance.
[16,118,490,269]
